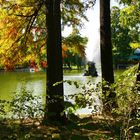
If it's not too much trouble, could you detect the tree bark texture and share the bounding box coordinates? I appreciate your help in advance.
[100,0,114,83]
[100,0,117,113]
[44,0,66,123]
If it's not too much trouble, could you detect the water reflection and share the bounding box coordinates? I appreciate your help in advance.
[64,74,102,114]
[0,72,46,100]
[64,75,101,95]
[0,71,102,114]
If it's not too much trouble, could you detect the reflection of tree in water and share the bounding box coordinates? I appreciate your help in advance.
[84,61,98,77]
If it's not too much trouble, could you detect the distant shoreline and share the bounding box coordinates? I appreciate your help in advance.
[0,67,85,72]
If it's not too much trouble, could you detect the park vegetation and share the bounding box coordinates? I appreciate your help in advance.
[0,0,140,139]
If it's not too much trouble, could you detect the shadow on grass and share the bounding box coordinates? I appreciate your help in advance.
[0,115,123,140]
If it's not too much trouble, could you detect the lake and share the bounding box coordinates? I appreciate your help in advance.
[0,70,103,114]
[0,69,123,114]
[0,70,102,98]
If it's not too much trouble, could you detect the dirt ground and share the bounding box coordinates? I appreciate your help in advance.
[0,115,140,140]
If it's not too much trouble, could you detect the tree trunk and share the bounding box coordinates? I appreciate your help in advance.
[44,0,66,124]
[100,0,114,83]
[100,0,116,113]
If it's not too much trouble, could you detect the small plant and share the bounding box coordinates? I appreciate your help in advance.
[64,80,102,117]
[0,99,9,120]
[8,82,44,122]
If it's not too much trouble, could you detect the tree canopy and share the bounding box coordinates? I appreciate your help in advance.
[111,0,140,67]
[0,0,94,70]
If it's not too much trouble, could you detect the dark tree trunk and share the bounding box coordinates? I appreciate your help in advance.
[44,0,66,124]
[100,0,116,113]
[100,0,114,83]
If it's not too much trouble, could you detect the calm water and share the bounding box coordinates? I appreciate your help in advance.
[0,72,46,100]
[0,70,102,114]
[0,70,123,114]
[0,70,102,99]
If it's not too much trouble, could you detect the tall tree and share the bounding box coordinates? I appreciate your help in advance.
[63,31,88,69]
[111,6,132,69]
[113,0,140,85]
[100,0,114,83]
[43,0,66,123]
[100,0,116,113]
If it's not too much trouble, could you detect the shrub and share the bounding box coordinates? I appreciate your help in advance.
[9,83,44,121]
[0,82,44,123]
[112,64,140,139]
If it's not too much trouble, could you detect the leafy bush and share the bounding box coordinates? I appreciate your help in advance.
[64,80,102,117]
[0,82,44,123]
[112,64,140,139]
[9,84,44,121]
